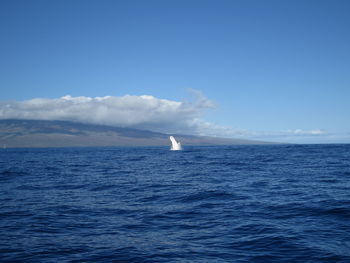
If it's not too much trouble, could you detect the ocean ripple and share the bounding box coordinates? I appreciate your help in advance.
[1,145,350,262]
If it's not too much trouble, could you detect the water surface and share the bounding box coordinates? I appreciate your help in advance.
[1,145,350,262]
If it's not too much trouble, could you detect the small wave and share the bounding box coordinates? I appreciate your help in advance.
[0,169,28,177]
[125,156,147,162]
[307,206,350,220]
[89,184,118,192]
[179,190,236,203]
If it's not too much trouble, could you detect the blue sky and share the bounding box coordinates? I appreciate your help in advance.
[1,0,349,143]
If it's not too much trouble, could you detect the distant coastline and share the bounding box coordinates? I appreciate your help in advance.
[0,119,274,148]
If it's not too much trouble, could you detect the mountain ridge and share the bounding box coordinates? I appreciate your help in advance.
[0,119,273,148]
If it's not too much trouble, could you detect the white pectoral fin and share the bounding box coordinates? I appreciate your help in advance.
[169,136,182,150]
[170,136,177,146]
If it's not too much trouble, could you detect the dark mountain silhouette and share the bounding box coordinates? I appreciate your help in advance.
[0,119,272,148]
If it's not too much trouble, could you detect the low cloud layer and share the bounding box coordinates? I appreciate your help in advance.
[0,91,336,142]
[0,91,222,135]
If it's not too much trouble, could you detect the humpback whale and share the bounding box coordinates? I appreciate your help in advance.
[169,136,182,151]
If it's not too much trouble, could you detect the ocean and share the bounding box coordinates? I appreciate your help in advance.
[0,144,349,262]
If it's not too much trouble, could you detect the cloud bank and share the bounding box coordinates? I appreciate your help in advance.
[0,90,336,142]
[0,91,224,136]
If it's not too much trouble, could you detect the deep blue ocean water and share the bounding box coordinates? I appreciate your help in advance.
[0,144,350,262]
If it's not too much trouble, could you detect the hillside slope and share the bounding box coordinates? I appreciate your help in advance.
[0,119,271,148]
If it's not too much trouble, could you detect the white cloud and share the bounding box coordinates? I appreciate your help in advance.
[246,129,329,139]
[285,129,327,136]
[0,91,335,142]
[0,91,227,136]
[244,128,334,143]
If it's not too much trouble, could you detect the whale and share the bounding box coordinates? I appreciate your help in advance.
[169,136,182,151]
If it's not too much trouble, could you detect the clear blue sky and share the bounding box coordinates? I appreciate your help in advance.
[1,0,349,143]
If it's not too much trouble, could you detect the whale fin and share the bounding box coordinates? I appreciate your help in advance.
[169,136,182,150]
